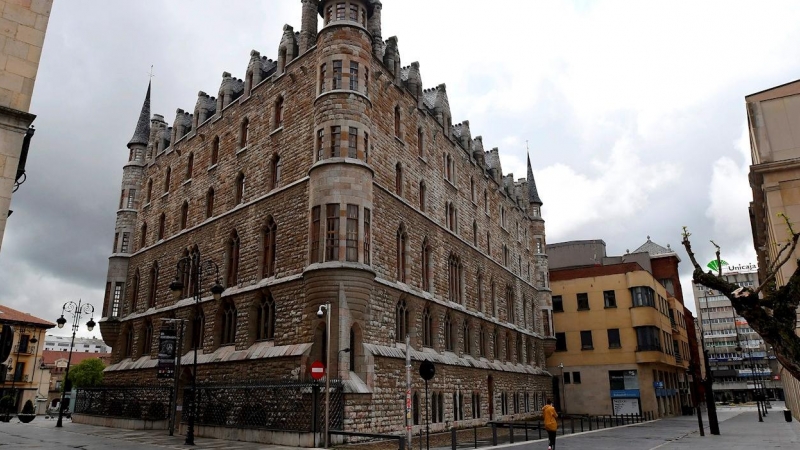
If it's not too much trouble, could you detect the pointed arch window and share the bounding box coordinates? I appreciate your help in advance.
[417,128,424,157]
[180,201,189,230]
[191,309,205,350]
[492,329,498,360]
[394,106,401,138]
[188,246,199,297]
[422,306,433,348]
[211,136,220,166]
[180,249,190,298]
[395,163,403,196]
[444,313,454,351]
[124,327,134,358]
[186,152,194,180]
[421,238,431,292]
[396,299,409,342]
[473,221,478,246]
[225,230,240,287]
[235,172,245,204]
[263,217,277,277]
[257,292,276,340]
[239,118,249,149]
[419,181,427,212]
[146,179,153,203]
[505,332,512,361]
[205,188,215,219]
[220,300,237,346]
[148,262,158,309]
[270,155,281,190]
[396,224,407,282]
[463,321,471,355]
[164,167,171,194]
[506,286,515,324]
[470,177,475,202]
[479,325,487,357]
[143,320,153,356]
[274,96,284,129]
[516,333,523,363]
[158,213,166,240]
[490,280,496,317]
[140,222,147,250]
[131,270,140,313]
[448,253,462,304]
[477,273,484,313]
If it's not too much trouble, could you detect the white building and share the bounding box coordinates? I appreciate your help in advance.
[44,335,111,353]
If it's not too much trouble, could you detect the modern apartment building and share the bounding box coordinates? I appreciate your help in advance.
[746,78,800,419]
[546,239,692,418]
[43,335,112,354]
[691,270,782,403]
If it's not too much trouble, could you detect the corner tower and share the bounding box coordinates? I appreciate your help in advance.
[527,153,554,350]
[305,0,379,382]
[100,83,150,344]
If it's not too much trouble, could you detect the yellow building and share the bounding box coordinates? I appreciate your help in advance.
[746,78,800,420]
[546,240,691,418]
[0,304,55,413]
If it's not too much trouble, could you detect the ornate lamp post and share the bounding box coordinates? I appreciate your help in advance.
[169,251,224,446]
[316,302,331,448]
[54,300,95,427]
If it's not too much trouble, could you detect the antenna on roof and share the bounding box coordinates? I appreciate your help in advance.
[148,65,155,80]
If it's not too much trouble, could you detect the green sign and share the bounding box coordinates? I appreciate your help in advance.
[706,259,728,271]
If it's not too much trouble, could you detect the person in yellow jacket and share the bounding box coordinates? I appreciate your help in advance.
[543,398,558,450]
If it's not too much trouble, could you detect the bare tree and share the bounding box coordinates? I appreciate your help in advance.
[681,222,800,381]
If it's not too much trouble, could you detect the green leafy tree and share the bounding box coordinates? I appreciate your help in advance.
[67,358,105,388]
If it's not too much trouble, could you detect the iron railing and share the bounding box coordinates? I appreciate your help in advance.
[182,380,344,432]
[75,386,173,421]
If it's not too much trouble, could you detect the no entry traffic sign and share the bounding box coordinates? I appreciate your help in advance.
[311,360,325,380]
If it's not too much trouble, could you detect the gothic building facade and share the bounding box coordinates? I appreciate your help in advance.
[99,0,555,434]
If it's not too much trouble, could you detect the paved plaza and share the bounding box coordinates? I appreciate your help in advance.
[0,406,797,449]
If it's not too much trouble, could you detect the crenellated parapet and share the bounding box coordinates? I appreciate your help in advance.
[245,50,278,94]
[170,108,193,144]
[194,91,217,127]
[217,71,245,110]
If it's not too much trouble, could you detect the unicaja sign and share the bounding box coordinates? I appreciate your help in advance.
[706,260,757,273]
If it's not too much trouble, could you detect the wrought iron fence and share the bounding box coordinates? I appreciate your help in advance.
[182,380,344,432]
[75,386,173,421]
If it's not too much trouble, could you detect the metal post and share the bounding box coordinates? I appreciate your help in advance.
[167,319,184,437]
[451,426,457,450]
[55,327,76,427]
[55,300,95,428]
[325,302,331,449]
[406,334,412,450]
[425,379,430,450]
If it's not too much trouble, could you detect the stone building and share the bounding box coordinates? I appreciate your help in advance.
[98,0,555,437]
[0,304,54,413]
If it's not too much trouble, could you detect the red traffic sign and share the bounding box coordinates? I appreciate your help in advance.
[311,360,325,380]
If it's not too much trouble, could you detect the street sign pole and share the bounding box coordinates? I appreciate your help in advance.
[406,334,412,450]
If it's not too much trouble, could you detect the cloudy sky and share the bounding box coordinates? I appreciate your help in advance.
[2,0,800,338]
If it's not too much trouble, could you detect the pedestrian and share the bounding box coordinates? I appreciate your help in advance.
[543,398,558,450]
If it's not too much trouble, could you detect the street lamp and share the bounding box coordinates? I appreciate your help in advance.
[55,300,95,428]
[558,362,566,414]
[169,251,223,446]
[317,302,331,448]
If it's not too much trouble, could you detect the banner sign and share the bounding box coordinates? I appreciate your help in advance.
[157,327,177,379]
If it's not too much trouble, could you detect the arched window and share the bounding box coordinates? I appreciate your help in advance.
[188,246,199,297]
[396,224,407,282]
[422,306,433,348]
[180,201,189,230]
[274,96,284,129]
[472,221,478,246]
[505,332,512,361]
[146,178,153,203]
[180,249,190,298]
[239,118,249,149]
[186,152,194,180]
[191,309,205,350]
[396,298,409,342]
[492,329,498,360]
[161,170,171,198]
[506,286,515,324]
[516,333,523,363]
[463,321,471,355]
[158,213,166,240]
[131,270,140,313]
[421,238,431,292]
[147,262,158,309]
[124,327,133,358]
[270,155,281,190]
[220,300,237,346]
[395,163,403,196]
[211,136,220,166]
[470,177,475,202]
[448,253,462,304]
[413,392,420,425]
[444,313,453,351]
[477,273,484,313]
[349,327,357,372]
[235,172,245,204]
[484,190,488,214]
[205,188,215,218]
[417,128,424,157]
[490,280,496,317]
[487,231,491,255]
[394,106,401,138]
[263,217,277,277]
[143,320,153,357]
[225,230,240,287]
[419,181,426,212]
[257,292,276,340]
[479,325,487,357]
[139,222,147,250]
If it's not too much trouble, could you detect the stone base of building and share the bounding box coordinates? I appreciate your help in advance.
[72,413,168,430]
[175,423,323,447]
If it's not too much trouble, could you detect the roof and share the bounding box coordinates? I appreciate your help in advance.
[745,78,800,102]
[527,153,542,204]
[128,81,151,147]
[633,236,679,260]
[41,350,110,366]
[0,304,56,328]
[550,262,645,282]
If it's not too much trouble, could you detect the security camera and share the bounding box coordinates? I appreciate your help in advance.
[316,305,325,318]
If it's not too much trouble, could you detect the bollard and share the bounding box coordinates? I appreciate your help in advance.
[451,427,457,450]
[509,423,514,444]
[589,416,593,431]
[491,423,498,446]
[581,418,584,432]
[399,437,406,450]
[570,418,574,434]
[538,420,542,439]
[561,417,565,435]
[473,425,478,449]
[525,423,529,441]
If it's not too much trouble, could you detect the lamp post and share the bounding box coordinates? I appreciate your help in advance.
[317,302,332,449]
[169,251,224,446]
[54,300,96,428]
[558,362,566,414]
[8,324,38,412]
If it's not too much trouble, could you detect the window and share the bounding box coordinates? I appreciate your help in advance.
[463,321,471,355]
[263,217,277,277]
[180,201,189,230]
[164,166,171,194]
[220,300,237,345]
[331,126,341,157]
[226,230,240,287]
[490,281,496,316]
[563,372,571,384]
[336,2,345,20]
[631,286,655,307]
[580,330,593,350]
[394,106,401,138]
[142,321,153,355]
[608,328,621,348]
[492,329,499,359]
[535,238,543,254]
[479,325,487,356]
[395,163,403,196]
[123,328,133,358]
[448,253,462,304]
[413,392,420,425]
[422,306,433,347]
[275,97,284,129]
[235,172,245,204]
[470,178,476,203]
[396,299,409,342]
[419,181,426,212]
[186,153,194,180]
[506,286,515,324]
[500,207,506,228]
[484,190,488,214]
[126,189,136,209]
[270,155,281,189]
[320,63,326,93]
[364,132,369,161]
[421,238,431,291]
[635,326,661,352]
[349,62,359,91]
[444,314,454,351]
[505,333,512,361]
[317,129,324,161]
[205,188,214,218]
[417,128,424,157]
[577,293,589,310]
[396,224,407,282]
[191,309,205,350]
[139,222,147,250]
[604,290,617,308]
[552,295,563,312]
[477,274,484,313]
[555,332,566,351]
[325,204,340,261]
[349,3,358,20]
[348,127,357,158]
[502,244,509,266]
[120,232,130,253]
[346,205,358,262]
[472,393,481,418]
[158,213,166,240]
[472,221,478,246]
[146,179,152,203]
[364,208,371,265]
[131,270,140,311]
[257,293,276,340]
[349,327,357,372]
[333,60,342,89]
[111,282,123,317]
[444,154,455,182]
[239,118,249,149]
[211,136,219,166]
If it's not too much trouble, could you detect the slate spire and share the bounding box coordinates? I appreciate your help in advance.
[527,152,542,205]
[127,81,151,148]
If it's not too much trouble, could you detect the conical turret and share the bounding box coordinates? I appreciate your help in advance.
[527,152,542,205]
[128,82,151,148]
